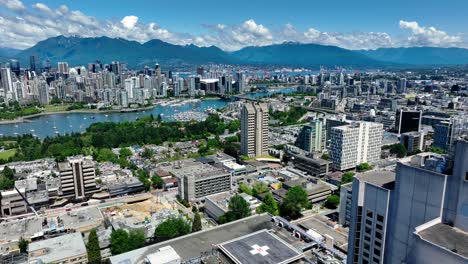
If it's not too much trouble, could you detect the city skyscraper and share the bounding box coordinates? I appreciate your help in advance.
[29,55,37,72]
[329,121,383,170]
[240,102,269,158]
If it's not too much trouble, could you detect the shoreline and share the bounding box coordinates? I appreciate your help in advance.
[0,97,224,125]
[0,105,158,125]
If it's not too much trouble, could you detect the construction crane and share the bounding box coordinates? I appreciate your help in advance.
[14,186,39,217]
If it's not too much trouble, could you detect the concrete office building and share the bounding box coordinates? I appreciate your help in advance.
[0,189,27,216]
[347,170,395,264]
[329,122,383,170]
[433,115,468,153]
[400,131,425,153]
[171,163,231,202]
[240,102,269,158]
[347,140,468,264]
[58,156,98,200]
[28,232,87,264]
[339,182,353,227]
[284,147,331,177]
[295,118,326,153]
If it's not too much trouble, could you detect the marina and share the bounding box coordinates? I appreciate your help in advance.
[0,99,228,139]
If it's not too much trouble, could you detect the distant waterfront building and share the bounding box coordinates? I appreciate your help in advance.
[9,59,20,77]
[37,80,49,105]
[295,119,326,153]
[240,102,269,158]
[58,156,98,200]
[118,90,129,108]
[236,72,245,93]
[29,55,37,72]
[57,62,69,74]
[395,109,421,134]
[329,121,383,170]
[0,67,13,98]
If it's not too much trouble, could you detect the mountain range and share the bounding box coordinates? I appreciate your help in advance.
[5,35,468,68]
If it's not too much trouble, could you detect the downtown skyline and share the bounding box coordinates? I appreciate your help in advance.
[0,0,467,51]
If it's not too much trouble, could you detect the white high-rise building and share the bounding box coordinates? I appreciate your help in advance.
[240,102,269,158]
[188,77,196,97]
[57,62,69,74]
[38,80,49,105]
[0,67,13,99]
[329,121,383,170]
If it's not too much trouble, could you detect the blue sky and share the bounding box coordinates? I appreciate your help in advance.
[1,0,467,50]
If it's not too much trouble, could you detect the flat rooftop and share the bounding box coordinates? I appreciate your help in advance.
[28,232,86,263]
[170,163,229,180]
[418,223,468,258]
[109,214,274,264]
[356,170,395,189]
[219,229,303,264]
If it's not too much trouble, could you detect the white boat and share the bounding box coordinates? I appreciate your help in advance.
[30,129,35,132]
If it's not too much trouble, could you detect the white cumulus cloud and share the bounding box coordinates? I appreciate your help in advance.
[0,1,465,52]
[399,20,463,47]
[121,15,138,30]
[0,0,25,11]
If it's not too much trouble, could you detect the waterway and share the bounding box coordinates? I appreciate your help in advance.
[0,88,298,139]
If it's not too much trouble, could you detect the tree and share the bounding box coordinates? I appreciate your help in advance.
[252,182,269,197]
[18,237,29,254]
[256,192,279,215]
[356,163,372,172]
[95,148,117,163]
[151,175,164,189]
[429,146,446,154]
[2,166,15,179]
[321,153,329,160]
[110,229,130,255]
[341,172,355,185]
[324,195,340,209]
[119,148,132,159]
[128,229,146,250]
[192,211,202,232]
[154,216,191,242]
[141,148,154,159]
[87,229,102,264]
[280,186,310,220]
[389,143,407,158]
[226,194,251,221]
[238,182,253,195]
